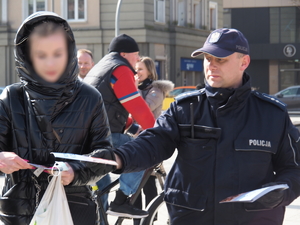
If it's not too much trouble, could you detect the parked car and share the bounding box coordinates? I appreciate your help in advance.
[0,87,4,95]
[272,86,300,110]
[293,121,300,132]
[162,86,196,110]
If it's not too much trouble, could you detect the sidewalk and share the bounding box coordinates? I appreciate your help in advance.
[283,197,300,225]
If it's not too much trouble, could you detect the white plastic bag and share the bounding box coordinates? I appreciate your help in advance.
[30,173,74,225]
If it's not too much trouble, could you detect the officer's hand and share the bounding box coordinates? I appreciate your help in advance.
[32,150,56,166]
[134,74,139,88]
[89,148,117,175]
[245,182,286,211]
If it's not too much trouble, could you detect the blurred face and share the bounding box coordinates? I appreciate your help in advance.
[204,52,250,89]
[120,52,140,68]
[30,32,68,83]
[135,61,149,83]
[77,52,94,79]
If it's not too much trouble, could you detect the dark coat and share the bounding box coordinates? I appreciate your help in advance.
[114,74,300,225]
[0,12,112,225]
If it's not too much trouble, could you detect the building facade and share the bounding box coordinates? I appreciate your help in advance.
[224,0,300,94]
[0,0,223,88]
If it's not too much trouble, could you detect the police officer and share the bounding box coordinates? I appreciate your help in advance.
[111,28,300,225]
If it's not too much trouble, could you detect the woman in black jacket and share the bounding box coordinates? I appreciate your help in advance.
[0,12,115,225]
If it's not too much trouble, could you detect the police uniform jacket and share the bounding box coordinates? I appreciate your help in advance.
[114,73,300,225]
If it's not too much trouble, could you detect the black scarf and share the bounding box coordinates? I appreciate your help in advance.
[138,78,153,90]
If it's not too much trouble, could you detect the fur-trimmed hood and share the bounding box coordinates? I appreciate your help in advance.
[151,80,174,96]
[139,80,174,119]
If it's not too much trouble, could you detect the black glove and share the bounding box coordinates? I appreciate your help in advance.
[245,182,286,211]
[32,150,56,166]
[68,148,117,186]
[90,148,117,175]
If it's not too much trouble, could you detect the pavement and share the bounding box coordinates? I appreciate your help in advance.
[0,143,300,225]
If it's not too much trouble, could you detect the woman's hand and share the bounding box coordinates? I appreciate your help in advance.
[133,125,143,138]
[134,74,139,88]
[0,152,32,174]
[61,163,75,186]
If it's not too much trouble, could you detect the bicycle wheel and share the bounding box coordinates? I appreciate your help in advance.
[140,192,169,225]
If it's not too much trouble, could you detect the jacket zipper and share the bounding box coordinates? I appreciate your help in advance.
[288,134,299,166]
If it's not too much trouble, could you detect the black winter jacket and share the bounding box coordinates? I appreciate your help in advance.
[84,52,136,133]
[0,12,112,225]
[114,74,300,225]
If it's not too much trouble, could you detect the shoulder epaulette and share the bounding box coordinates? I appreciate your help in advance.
[175,89,204,103]
[252,91,286,111]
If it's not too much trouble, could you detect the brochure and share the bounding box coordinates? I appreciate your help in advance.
[52,152,118,166]
[220,184,289,203]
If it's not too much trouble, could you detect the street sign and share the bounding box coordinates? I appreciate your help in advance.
[155,60,161,77]
[180,58,203,72]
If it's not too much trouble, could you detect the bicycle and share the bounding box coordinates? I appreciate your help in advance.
[140,165,169,225]
[93,163,168,225]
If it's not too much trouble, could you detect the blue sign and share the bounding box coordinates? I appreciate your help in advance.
[180,58,203,72]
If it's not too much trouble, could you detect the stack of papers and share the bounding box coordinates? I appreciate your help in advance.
[220,184,289,203]
[52,152,118,166]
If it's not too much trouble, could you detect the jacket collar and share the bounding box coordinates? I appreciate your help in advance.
[109,52,137,75]
[205,73,251,112]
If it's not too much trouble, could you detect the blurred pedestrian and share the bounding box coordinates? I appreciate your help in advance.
[84,34,155,218]
[0,12,115,225]
[77,49,94,81]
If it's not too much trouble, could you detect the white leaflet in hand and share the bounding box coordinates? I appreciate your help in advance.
[29,163,52,170]
[52,152,118,166]
[220,184,289,203]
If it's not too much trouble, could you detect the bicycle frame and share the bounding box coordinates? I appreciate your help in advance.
[95,164,166,225]
[96,178,120,225]
[114,166,154,225]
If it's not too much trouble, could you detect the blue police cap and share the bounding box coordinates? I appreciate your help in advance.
[191,28,249,58]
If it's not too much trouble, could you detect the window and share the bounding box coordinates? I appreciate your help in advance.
[223,8,231,28]
[279,60,300,90]
[63,0,86,21]
[23,0,47,19]
[209,1,218,30]
[270,7,300,44]
[173,0,205,29]
[0,0,7,24]
[154,0,165,23]
[281,88,298,97]
[192,0,201,29]
[177,0,186,26]
[0,1,2,24]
